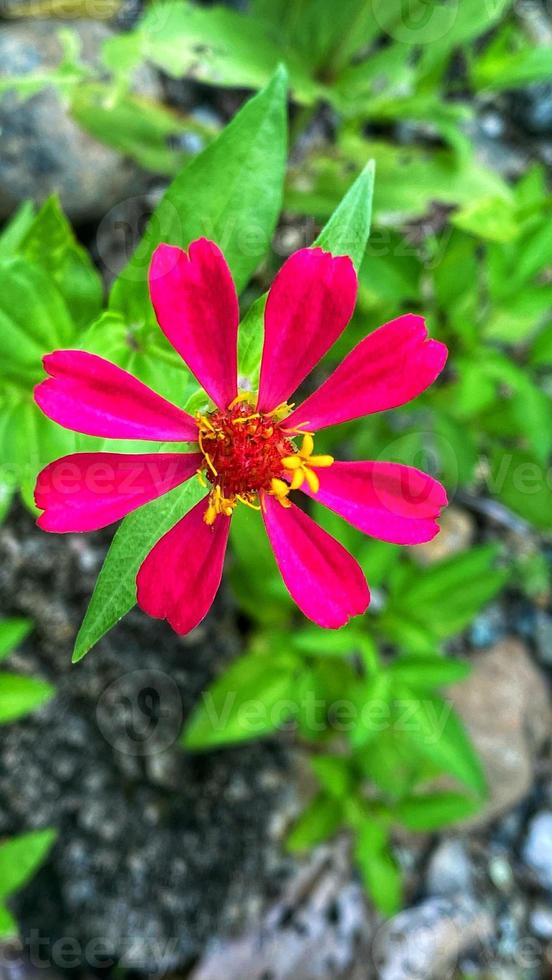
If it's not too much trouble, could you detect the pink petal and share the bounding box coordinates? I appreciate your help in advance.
[35,350,198,442]
[35,452,202,533]
[136,497,231,635]
[262,494,369,628]
[257,248,357,412]
[149,240,239,410]
[302,461,448,545]
[285,314,448,431]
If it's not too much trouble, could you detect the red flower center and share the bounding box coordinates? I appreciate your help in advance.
[198,399,295,498]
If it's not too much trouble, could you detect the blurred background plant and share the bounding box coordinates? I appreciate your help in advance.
[0,0,551,976]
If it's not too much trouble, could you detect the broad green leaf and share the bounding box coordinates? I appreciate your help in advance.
[0,903,17,939]
[0,202,36,259]
[286,794,343,851]
[110,68,288,325]
[0,385,76,502]
[73,479,205,662]
[238,161,375,383]
[113,1,320,104]
[19,196,103,329]
[0,259,75,387]
[183,651,298,748]
[0,618,32,661]
[0,674,55,723]
[0,829,57,901]
[452,196,519,243]
[395,791,481,831]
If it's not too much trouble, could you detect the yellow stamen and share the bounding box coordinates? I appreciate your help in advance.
[232,413,261,425]
[281,456,302,470]
[203,485,237,525]
[236,494,261,512]
[228,392,255,409]
[308,454,334,468]
[270,478,292,507]
[273,433,334,506]
[269,401,294,421]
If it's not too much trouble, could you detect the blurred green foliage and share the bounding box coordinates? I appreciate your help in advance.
[0,0,550,915]
[0,829,57,938]
[0,617,55,724]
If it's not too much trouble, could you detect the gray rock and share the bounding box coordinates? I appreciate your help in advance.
[449,639,552,827]
[0,21,159,222]
[522,812,552,891]
[370,896,493,980]
[534,610,552,666]
[188,840,376,980]
[425,839,474,897]
[530,903,552,940]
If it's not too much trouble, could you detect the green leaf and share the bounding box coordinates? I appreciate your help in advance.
[73,479,205,662]
[0,674,56,723]
[0,618,32,661]
[0,829,57,901]
[0,202,36,259]
[238,161,375,383]
[0,903,17,939]
[474,44,552,91]
[71,84,214,177]
[401,691,487,797]
[183,651,298,749]
[117,0,320,104]
[490,448,552,530]
[110,67,288,325]
[452,196,519,243]
[310,755,352,799]
[388,656,471,689]
[395,791,481,831]
[387,545,509,641]
[0,258,75,387]
[349,670,392,749]
[19,196,103,329]
[286,794,343,851]
[315,160,375,270]
[355,822,402,917]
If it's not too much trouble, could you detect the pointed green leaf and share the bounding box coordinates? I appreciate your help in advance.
[0,618,32,661]
[239,161,375,383]
[395,791,481,831]
[183,651,298,749]
[0,674,55,723]
[0,829,57,901]
[110,67,288,325]
[73,479,205,662]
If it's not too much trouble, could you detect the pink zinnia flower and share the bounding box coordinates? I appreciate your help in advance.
[34,239,448,634]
